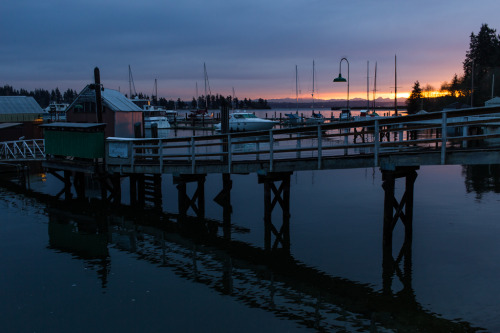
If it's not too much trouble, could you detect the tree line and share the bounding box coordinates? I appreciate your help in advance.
[0,85,78,109]
[0,84,271,111]
[407,23,500,114]
[137,93,270,110]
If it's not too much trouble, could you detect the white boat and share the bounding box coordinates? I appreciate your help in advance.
[215,111,278,132]
[143,105,171,129]
[305,112,325,125]
[44,102,69,121]
[339,109,352,121]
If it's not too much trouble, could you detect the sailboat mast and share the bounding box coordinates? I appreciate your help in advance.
[153,78,158,105]
[204,63,208,110]
[128,65,133,98]
[195,82,199,109]
[373,62,377,111]
[366,61,369,110]
[296,65,299,113]
[232,87,235,111]
[394,54,398,116]
[312,60,315,112]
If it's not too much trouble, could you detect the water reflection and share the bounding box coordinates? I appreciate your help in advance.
[44,199,478,332]
[462,164,500,199]
[47,208,110,288]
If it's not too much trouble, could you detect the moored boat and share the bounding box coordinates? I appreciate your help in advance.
[143,105,171,129]
[215,111,278,132]
[44,102,69,121]
[305,112,325,125]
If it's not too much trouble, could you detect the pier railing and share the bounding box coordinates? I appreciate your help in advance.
[0,139,46,161]
[106,106,500,174]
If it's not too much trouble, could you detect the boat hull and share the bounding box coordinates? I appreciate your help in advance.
[145,117,170,129]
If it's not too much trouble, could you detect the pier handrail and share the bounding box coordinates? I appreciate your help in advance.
[0,139,46,161]
[106,106,500,174]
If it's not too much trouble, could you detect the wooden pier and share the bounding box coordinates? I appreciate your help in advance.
[2,106,498,332]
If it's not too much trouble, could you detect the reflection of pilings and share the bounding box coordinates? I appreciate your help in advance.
[47,208,110,288]
[32,192,479,333]
[110,215,476,333]
[381,166,418,296]
[174,174,206,223]
[259,172,292,253]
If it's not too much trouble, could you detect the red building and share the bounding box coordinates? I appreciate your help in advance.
[66,85,144,138]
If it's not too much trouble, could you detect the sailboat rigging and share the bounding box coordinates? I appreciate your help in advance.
[394,54,398,116]
[372,62,377,112]
[295,65,299,113]
[306,60,325,124]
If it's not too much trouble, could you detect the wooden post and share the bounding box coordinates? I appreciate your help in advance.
[129,174,137,205]
[64,170,72,200]
[214,173,232,240]
[174,174,207,223]
[263,179,272,251]
[381,166,418,295]
[74,172,85,200]
[112,173,121,205]
[94,67,103,123]
[259,172,292,253]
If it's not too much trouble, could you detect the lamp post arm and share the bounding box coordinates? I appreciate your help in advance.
[340,57,350,110]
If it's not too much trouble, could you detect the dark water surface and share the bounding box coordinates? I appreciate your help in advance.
[1,163,500,332]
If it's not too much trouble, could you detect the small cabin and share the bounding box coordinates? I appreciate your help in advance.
[66,86,143,138]
[40,123,106,159]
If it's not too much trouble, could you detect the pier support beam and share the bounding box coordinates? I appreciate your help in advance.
[214,173,233,240]
[258,172,292,253]
[174,174,206,223]
[130,174,162,209]
[99,173,122,205]
[381,166,418,296]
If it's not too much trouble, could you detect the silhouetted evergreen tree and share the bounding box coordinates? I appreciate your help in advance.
[463,23,500,105]
[406,81,423,114]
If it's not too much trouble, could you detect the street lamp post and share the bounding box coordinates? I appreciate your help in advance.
[333,57,350,110]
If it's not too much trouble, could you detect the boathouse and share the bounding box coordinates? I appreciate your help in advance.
[0,96,47,140]
[66,86,144,138]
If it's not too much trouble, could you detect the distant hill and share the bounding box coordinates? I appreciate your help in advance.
[267,97,407,109]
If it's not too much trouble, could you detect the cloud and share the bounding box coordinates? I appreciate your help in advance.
[1,0,499,99]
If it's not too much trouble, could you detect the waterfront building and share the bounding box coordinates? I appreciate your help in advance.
[66,86,143,138]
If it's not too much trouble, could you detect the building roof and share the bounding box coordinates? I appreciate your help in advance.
[40,122,106,129]
[40,122,107,133]
[0,96,46,115]
[68,85,143,112]
[0,122,22,129]
[485,97,500,106]
[443,102,471,110]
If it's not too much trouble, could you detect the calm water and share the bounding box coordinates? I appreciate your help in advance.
[1,120,500,332]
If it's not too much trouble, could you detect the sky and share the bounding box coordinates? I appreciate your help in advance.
[1,0,500,102]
